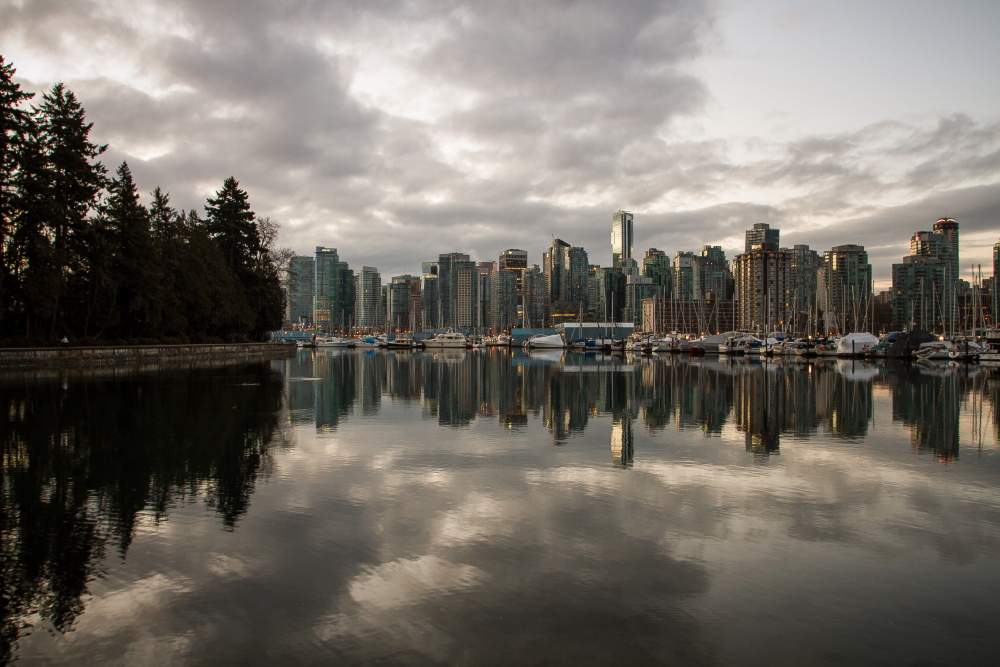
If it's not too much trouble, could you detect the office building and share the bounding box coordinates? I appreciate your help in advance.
[744,223,779,253]
[388,275,420,331]
[490,268,519,332]
[286,255,315,325]
[328,260,355,333]
[692,245,734,300]
[313,246,339,330]
[522,265,545,328]
[642,249,671,294]
[818,245,871,334]
[355,266,382,328]
[673,251,696,300]
[612,211,634,267]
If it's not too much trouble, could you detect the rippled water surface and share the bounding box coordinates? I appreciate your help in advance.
[3,350,999,665]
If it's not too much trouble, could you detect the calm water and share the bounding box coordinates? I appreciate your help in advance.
[2,350,999,666]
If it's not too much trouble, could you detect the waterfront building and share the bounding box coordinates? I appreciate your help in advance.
[786,245,819,333]
[499,249,528,319]
[490,268,519,331]
[543,238,589,314]
[455,264,481,329]
[993,237,999,321]
[313,246,339,330]
[522,265,545,328]
[642,249,671,294]
[692,245,733,300]
[642,295,737,335]
[672,251,696,300]
[328,260,355,333]
[420,262,439,331]
[286,255,315,325]
[388,275,420,332]
[436,252,476,328]
[818,244,871,334]
[595,267,625,323]
[744,223,779,253]
[733,225,793,331]
[623,275,659,327]
[612,211,634,267]
[933,217,959,282]
[355,266,382,328]
[892,228,957,332]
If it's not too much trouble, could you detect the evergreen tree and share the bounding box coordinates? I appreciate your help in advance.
[36,83,106,338]
[0,56,35,336]
[103,161,156,339]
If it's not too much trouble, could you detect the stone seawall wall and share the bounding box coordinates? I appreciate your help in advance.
[0,343,296,370]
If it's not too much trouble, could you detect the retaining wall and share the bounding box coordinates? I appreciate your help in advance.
[0,343,297,370]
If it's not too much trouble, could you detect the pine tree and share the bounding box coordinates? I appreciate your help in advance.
[0,56,35,337]
[104,161,156,339]
[36,82,106,338]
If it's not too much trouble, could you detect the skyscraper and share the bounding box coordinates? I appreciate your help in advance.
[893,228,957,331]
[933,217,959,281]
[355,266,382,328]
[744,223,779,253]
[286,255,315,325]
[612,211,633,267]
[818,245,870,334]
[313,246,339,330]
[499,249,528,316]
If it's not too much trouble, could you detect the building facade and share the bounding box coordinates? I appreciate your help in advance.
[818,244,871,334]
[286,255,315,325]
[313,246,339,330]
[612,210,634,267]
[355,266,382,328]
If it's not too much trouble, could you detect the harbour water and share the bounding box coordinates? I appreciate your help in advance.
[3,349,999,665]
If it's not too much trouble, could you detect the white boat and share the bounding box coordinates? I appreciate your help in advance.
[387,334,422,349]
[424,330,469,349]
[980,329,1000,363]
[523,333,566,349]
[720,335,763,355]
[352,336,379,348]
[836,333,879,357]
[315,336,354,347]
[814,338,841,357]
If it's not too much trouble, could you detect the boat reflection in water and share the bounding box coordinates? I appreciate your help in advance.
[2,351,1000,665]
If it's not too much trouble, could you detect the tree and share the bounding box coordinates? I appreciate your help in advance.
[0,56,35,337]
[36,82,106,338]
[103,161,156,339]
[204,178,284,339]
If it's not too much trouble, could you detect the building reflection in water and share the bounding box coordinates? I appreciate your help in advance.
[286,351,999,466]
[611,417,634,468]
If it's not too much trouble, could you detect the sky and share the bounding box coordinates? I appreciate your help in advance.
[3,0,999,288]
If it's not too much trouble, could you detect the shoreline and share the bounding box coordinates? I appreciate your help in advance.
[0,342,297,371]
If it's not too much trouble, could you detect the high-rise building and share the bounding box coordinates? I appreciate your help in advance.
[489,269,518,332]
[818,245,870,334]
[455,264,480,328]
[623,275,659,327]
[499,249,528,316]
[994,237,1000,322]
[733,225,792,331]
[785,245,819,333]
[595,267,625,323]
[420,262,439,330]
[543,238,589,312]
[692,245,734,300]
[522,265,545,328]
[642,249,671,293]
[744,223,779,253]
[329,260,355,332]
[355,266,382,328]
[286,255,315,325]
[436,252,475,328]
[612,211,634,267]
[894,228,956,331]
[387,275,420,331]
[672,251,696,300]
[313,246,339,330]
[933,217,959,281]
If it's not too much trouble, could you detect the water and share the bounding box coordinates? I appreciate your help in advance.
[2,350,999,666]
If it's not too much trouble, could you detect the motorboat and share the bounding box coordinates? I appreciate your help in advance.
[424,329,469,349]
[523,333,566,349]
[773,339,815,357]
[980,329,1000,363]
[720,335,763,355]
[387,334,422,349]
[813,338,840,357]
[315,336,354,347]
[352,336,379,348]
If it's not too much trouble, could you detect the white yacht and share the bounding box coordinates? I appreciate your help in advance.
[424,330,469,349]
[315,336,354,347]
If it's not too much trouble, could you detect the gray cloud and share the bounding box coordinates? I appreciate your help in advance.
[2,0,998,279]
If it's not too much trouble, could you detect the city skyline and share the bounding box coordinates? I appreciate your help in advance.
[3,2,998,282]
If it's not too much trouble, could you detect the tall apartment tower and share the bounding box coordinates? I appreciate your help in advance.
[355,266,382,328]
[286,255,315,325]
[733,224,792,331]
[313,247,339,331]
[892,229,956,332]
[612,211,634,267]
[818,245,871,334]
[933,217,959,280]
[744,223,779,253]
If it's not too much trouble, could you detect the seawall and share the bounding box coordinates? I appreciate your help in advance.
[0,343,297,371]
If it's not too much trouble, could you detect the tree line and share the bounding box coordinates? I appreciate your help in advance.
[0,56,286,346]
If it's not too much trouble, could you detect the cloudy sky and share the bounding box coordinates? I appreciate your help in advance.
[3,0,999,286]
